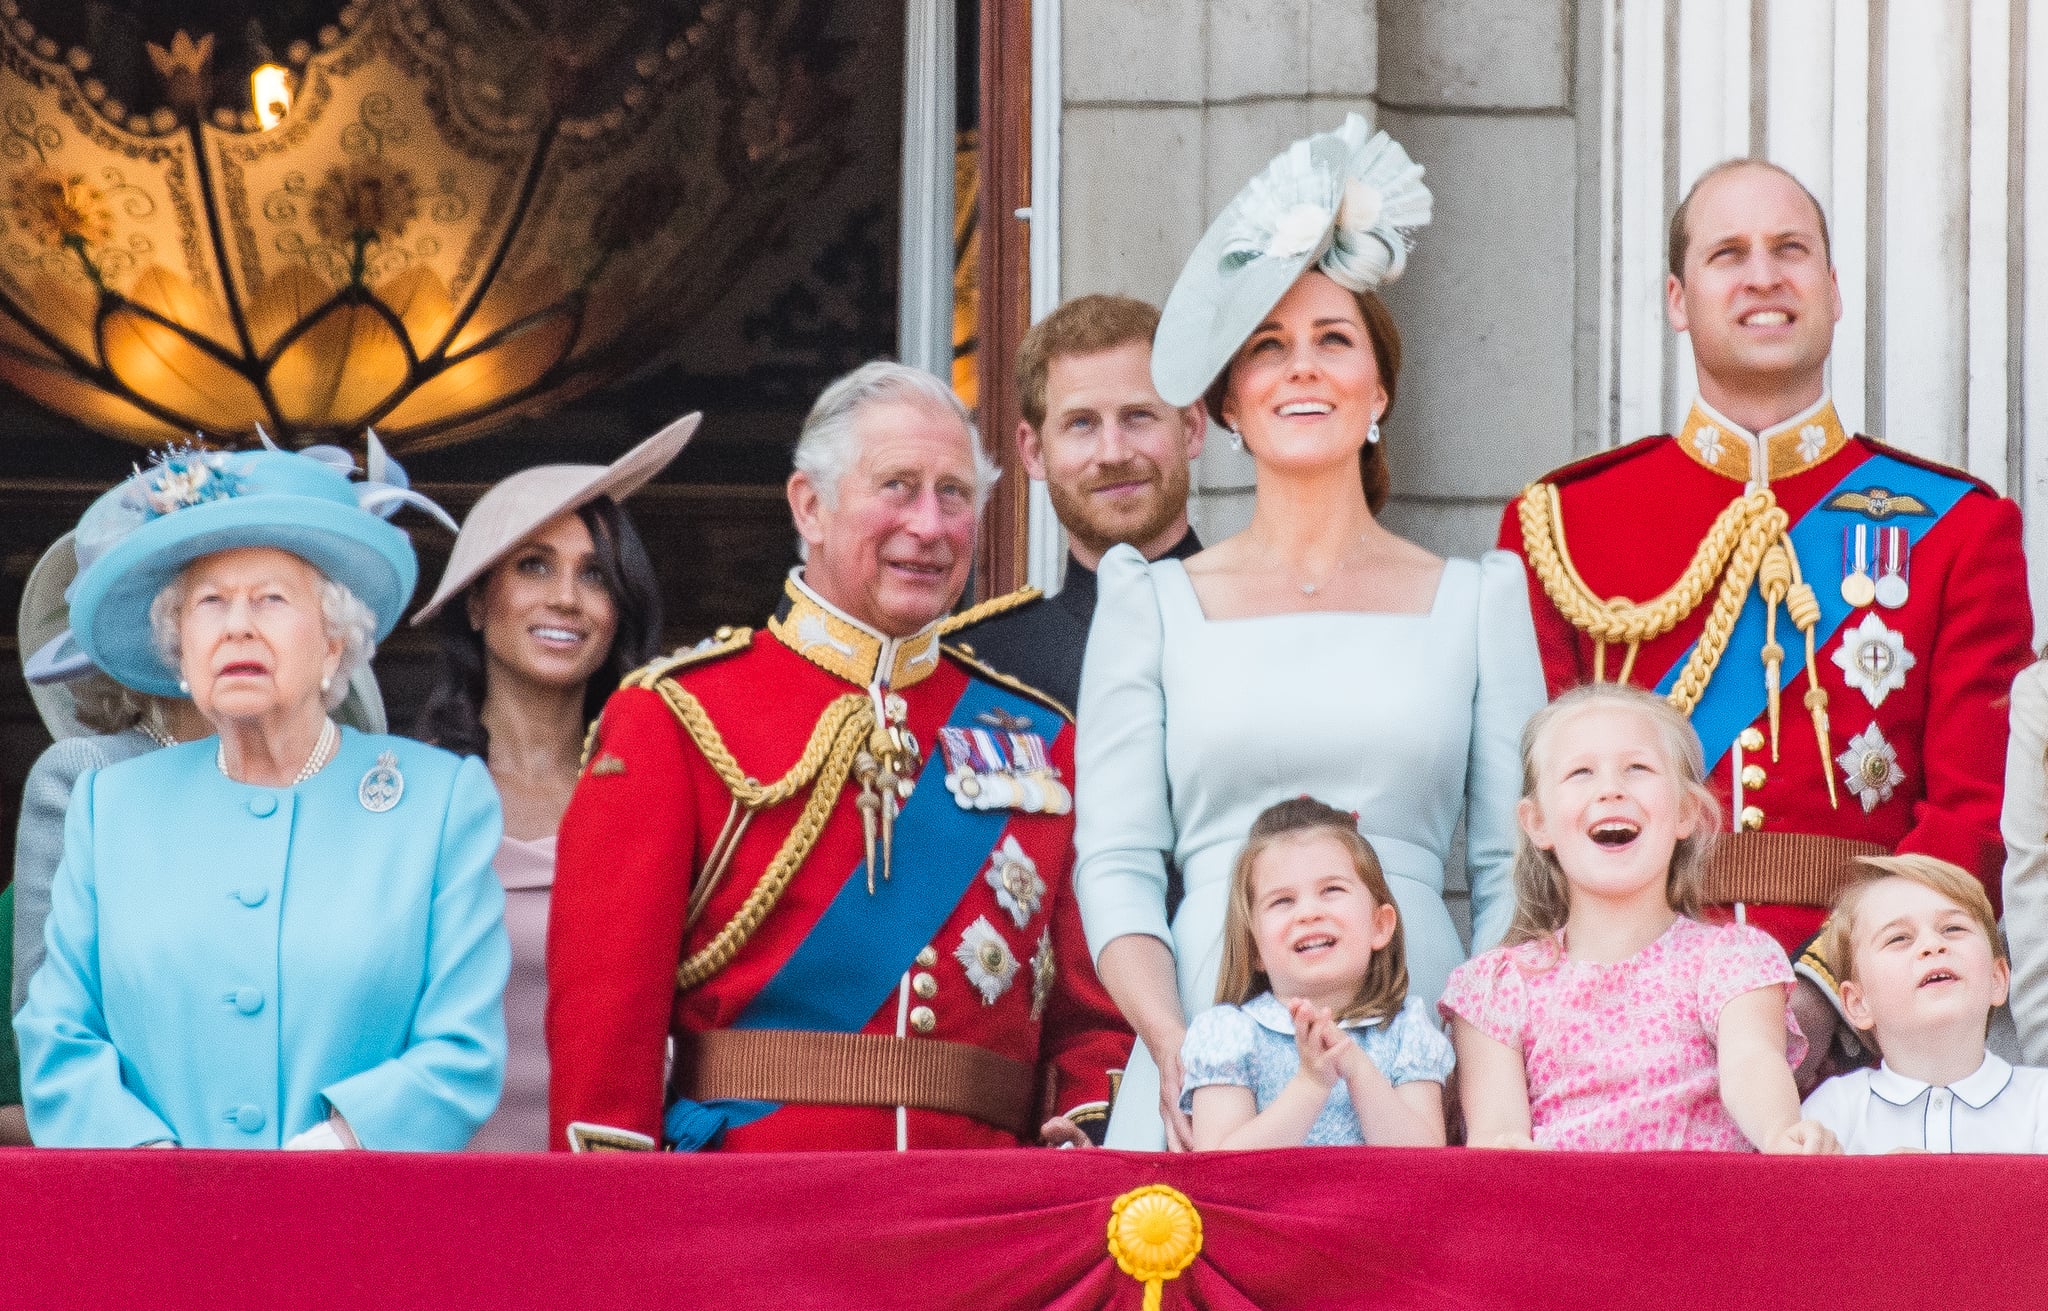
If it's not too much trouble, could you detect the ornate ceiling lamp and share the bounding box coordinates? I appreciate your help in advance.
[0,0,846,452]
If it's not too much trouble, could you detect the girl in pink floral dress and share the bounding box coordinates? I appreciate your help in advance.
[1440,684,1840,1153]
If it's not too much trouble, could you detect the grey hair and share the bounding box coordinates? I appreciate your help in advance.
[792,360,1000,514]
[150,568,378,711]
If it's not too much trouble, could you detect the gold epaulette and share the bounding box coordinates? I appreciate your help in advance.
[942,642,1073,723]
[939,586,1043,635]
[621,625,754,691]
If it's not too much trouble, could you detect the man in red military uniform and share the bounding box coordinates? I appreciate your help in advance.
[547,362,1130,1152]
[1499,160,2033,1083]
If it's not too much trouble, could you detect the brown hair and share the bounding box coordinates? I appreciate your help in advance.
[1504,683,1723,949]
[1015,294,1162,429]
[1668,158,1833,280]
[1824,854,2006,989]
[1215,795,1409,1023]
[1204,285,1400,513]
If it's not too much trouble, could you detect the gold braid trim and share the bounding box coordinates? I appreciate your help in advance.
[645,677,878,991]
[1518,481,1795,715]
[940,586,1044,634]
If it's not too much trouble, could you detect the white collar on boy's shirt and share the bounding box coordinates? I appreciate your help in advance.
[1242,991,1387,1035]
[1867,1052,2014,1110]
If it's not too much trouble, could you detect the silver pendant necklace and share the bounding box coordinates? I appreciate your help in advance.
[218,717,338,786]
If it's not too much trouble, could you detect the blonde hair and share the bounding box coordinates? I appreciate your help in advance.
[1504,683,1723,948]
[1824,854,2005,988]
[1215,796,1409,1024]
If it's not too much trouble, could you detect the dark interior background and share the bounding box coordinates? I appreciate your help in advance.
[0,0,934,846]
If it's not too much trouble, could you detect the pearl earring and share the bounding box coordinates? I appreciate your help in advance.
[1228,428,1244,453]
[1367,421,1382,446]
[321,675,332,692]
[177,678,189,694]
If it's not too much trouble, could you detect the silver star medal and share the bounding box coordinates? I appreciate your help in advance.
[983,836,1045,929]
[359,749,405,813]
[954,916,1019,1004]
[1831,612,1916,709]
[1836,725,1905,814]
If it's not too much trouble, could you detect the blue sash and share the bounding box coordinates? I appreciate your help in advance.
[1652,452,1974,770]
[667,675,1048,1148]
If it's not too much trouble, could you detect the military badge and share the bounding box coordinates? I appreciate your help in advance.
[955,916,1019,1004]
[1874,526,1910,609]
[1831,612,1916,709]
[588,752,626,777]
[1827,487,1932,521]
[358,750,404,813]
[1796,423,1827,462]
[937,723,1072,815]
[984,836,1045,929]
[1840,524,1877,609]
[1692,424,1724,463]
[1836,724,1906,814]
[1030,929,1055,1022]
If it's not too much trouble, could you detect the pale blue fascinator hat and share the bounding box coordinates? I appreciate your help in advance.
[66,434,454,699]
[1152,114,1434,408]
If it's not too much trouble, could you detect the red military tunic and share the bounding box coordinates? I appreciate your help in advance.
[1498,397,2033,952]
[547,574,1130,1151]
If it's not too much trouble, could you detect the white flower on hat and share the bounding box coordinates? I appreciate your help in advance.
[1337,177,1382,238]
[1268,201,1334,260]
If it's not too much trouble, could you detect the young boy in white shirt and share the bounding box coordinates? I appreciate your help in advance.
[1802,854,2048,1153]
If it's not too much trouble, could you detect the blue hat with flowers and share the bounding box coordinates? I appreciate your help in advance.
[1152,114,1433,408]
[69,436,453,698]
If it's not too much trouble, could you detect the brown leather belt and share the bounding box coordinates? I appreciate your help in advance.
[676,1029,1039,1139]
[1700,832,1887,909]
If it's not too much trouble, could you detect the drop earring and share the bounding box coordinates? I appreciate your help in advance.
[177,678,190,694]
[1367,420,1382,446]
[1228,428,1244,453]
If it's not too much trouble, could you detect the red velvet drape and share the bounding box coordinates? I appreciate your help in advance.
[2,1146,2036,1309]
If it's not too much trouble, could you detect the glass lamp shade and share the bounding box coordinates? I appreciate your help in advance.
[0,0,847,452]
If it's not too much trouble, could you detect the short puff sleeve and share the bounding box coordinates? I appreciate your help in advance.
[1437,942,1539,1055]
[1695,922,1804,1067]
[1177,1003,1258,1114]
[1378,996,1456,1086]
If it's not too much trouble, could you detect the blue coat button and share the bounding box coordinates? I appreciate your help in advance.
[247,793,277,818]
[236,885,267,908]
[231,1105,265,1133]
[233,988,263,1015]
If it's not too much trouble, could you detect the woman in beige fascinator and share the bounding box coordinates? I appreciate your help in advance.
[412,412,697,1150]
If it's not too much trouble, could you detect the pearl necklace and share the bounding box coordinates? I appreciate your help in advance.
[217,717,338,787]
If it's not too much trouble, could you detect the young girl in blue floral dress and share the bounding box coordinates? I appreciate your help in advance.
[1181,797,1452,1148]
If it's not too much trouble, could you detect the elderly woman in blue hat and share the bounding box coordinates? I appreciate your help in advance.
[13,444,510,1150]
[1073,116,1547,1148]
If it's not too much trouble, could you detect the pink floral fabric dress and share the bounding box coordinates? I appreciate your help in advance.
[1438,916,1804,1151]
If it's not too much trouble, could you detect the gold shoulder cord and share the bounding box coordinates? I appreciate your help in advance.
[581,626,882,991]
[650,680,877,991]
[1518,482,1837,807]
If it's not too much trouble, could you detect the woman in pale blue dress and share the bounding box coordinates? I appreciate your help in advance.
[1075,116,1546,1149]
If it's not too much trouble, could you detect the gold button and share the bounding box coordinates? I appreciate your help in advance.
[909,1005,936,1033]
[1740,764,1767,790]
[1739,727,1766,752]
[1740,805,1765,831]
[714,626,734,640]
[912,972,937,999]
[915,946,938,969]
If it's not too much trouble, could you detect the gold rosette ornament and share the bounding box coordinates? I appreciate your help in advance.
[1107,1184,1203,1311]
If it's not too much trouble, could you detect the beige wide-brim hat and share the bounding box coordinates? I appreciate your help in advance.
[410,412,700,625]
[19,528,388,742]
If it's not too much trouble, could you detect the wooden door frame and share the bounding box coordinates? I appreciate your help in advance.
[972,0,1033,598]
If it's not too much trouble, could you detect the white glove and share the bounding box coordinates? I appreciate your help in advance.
[283,1120,346,1151]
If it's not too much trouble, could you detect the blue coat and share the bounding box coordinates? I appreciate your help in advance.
[14,729,510,1149]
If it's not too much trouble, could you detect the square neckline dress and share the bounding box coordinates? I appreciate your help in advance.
[1073,543,1547,1149]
